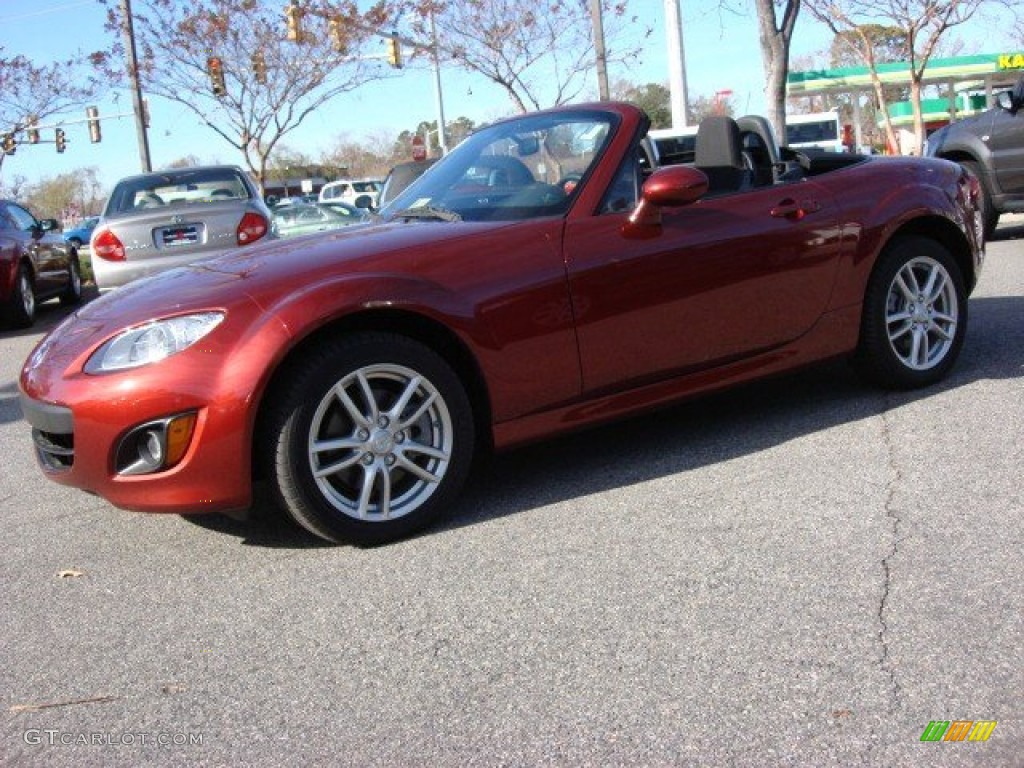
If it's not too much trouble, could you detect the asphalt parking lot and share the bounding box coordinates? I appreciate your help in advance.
[1,221,1021,767]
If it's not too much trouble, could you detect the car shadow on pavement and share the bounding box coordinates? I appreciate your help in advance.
[0,285,100,341]
[990,217,1024,242]
[189,293,1024,549]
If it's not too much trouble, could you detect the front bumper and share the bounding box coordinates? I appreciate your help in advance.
[19,395,75,471]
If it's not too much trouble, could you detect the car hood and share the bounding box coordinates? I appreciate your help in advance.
[75,219,515,327]
[930,109,996,140]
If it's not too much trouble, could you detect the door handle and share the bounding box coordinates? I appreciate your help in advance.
[770,198,821,220]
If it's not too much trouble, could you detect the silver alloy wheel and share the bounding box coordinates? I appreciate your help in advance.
[19,270,34,319]
[885,256,958,370]
[307,363,454,521]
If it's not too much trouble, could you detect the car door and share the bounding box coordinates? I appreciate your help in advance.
[987,106,1024,196]
[5,203,65,297]
[564,170,844,394]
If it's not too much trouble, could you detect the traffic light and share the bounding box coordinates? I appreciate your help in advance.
[285,0,303,42]
[2,133,15,155]
[208,56,227,97]
[252,53,268,84]
[329,18,345,53]
[86,106,101,143]
[387,34,402,68]
[55,128,66,153]
[27,115,40,144]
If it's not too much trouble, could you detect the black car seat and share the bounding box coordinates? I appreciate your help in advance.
[479,155,534,187]
[695,116,753,196]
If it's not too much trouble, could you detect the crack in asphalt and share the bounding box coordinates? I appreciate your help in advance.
[878,400,904,714]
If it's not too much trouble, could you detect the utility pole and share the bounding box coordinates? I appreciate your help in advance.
[120,0,152,172]
[664,0,691,128]
[589,0,610,100]
[429,10,449,155]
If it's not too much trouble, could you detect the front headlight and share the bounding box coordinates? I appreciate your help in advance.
[85,312,224,373]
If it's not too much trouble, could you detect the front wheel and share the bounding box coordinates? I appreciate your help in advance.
[263,333,475,545]
[4,264,36,328]
[854,236,966,390]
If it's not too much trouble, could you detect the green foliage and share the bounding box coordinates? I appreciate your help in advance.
[613,82,671,128]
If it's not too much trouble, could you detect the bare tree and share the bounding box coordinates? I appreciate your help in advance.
[413,0,652,113]
[100,0,399,191]
[0,48,102,174]
[753,0,801,144]
[804,0,1008,153]
[19,168,107,221]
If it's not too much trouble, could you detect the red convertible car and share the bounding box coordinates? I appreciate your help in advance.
[19,103,983,545]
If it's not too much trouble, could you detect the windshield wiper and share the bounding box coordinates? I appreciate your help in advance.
[391,205,462,222]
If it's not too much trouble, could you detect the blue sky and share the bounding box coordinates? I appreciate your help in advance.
[1,0,1018,193]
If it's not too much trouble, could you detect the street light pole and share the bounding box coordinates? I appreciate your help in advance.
[589,0,610,100]
[120,0,152,172]
[429,10,448,155]
[664,0,691,128]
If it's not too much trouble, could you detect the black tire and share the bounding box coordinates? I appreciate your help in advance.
[60,257,83,306]
[960,160,999,240]
[4,263,36,328]
[262,332,475,545]
[854,236,967,390]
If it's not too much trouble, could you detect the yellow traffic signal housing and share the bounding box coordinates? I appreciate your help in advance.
[285,0,303,42]
[27,115,40,144]
[208,56,227,97]
[2,133,15,155]
[252,53,268,84]
[329,19,346,54]
[55,128,66,153]
[387,34,402,68]
[87,106,101,143]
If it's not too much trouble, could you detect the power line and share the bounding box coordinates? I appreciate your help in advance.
[2,1,94,24]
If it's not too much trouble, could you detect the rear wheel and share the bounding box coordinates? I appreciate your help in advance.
[263,333,475,545]
[60,258,83,306]
[960,160,998,240]
[854,236,966,389]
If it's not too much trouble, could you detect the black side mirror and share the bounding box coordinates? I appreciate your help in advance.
[39,218,58,232]
[1005,76,1024,115]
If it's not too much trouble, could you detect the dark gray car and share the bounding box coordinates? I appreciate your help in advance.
[925,75,1024,238]
[91,166,273,289]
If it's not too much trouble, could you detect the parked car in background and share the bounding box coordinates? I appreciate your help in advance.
[90,165,272,290]
[20,102,982,546]
[318,178,383,208]
[925,74,1024,239]
[377,159,437,209]
[272,201,367,238]
[62,216,100,248]
[1,200,82,328]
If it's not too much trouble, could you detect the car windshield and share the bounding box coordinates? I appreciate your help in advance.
[383,111,616,222]
[105,168,251,215]
[274,203,358,227]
